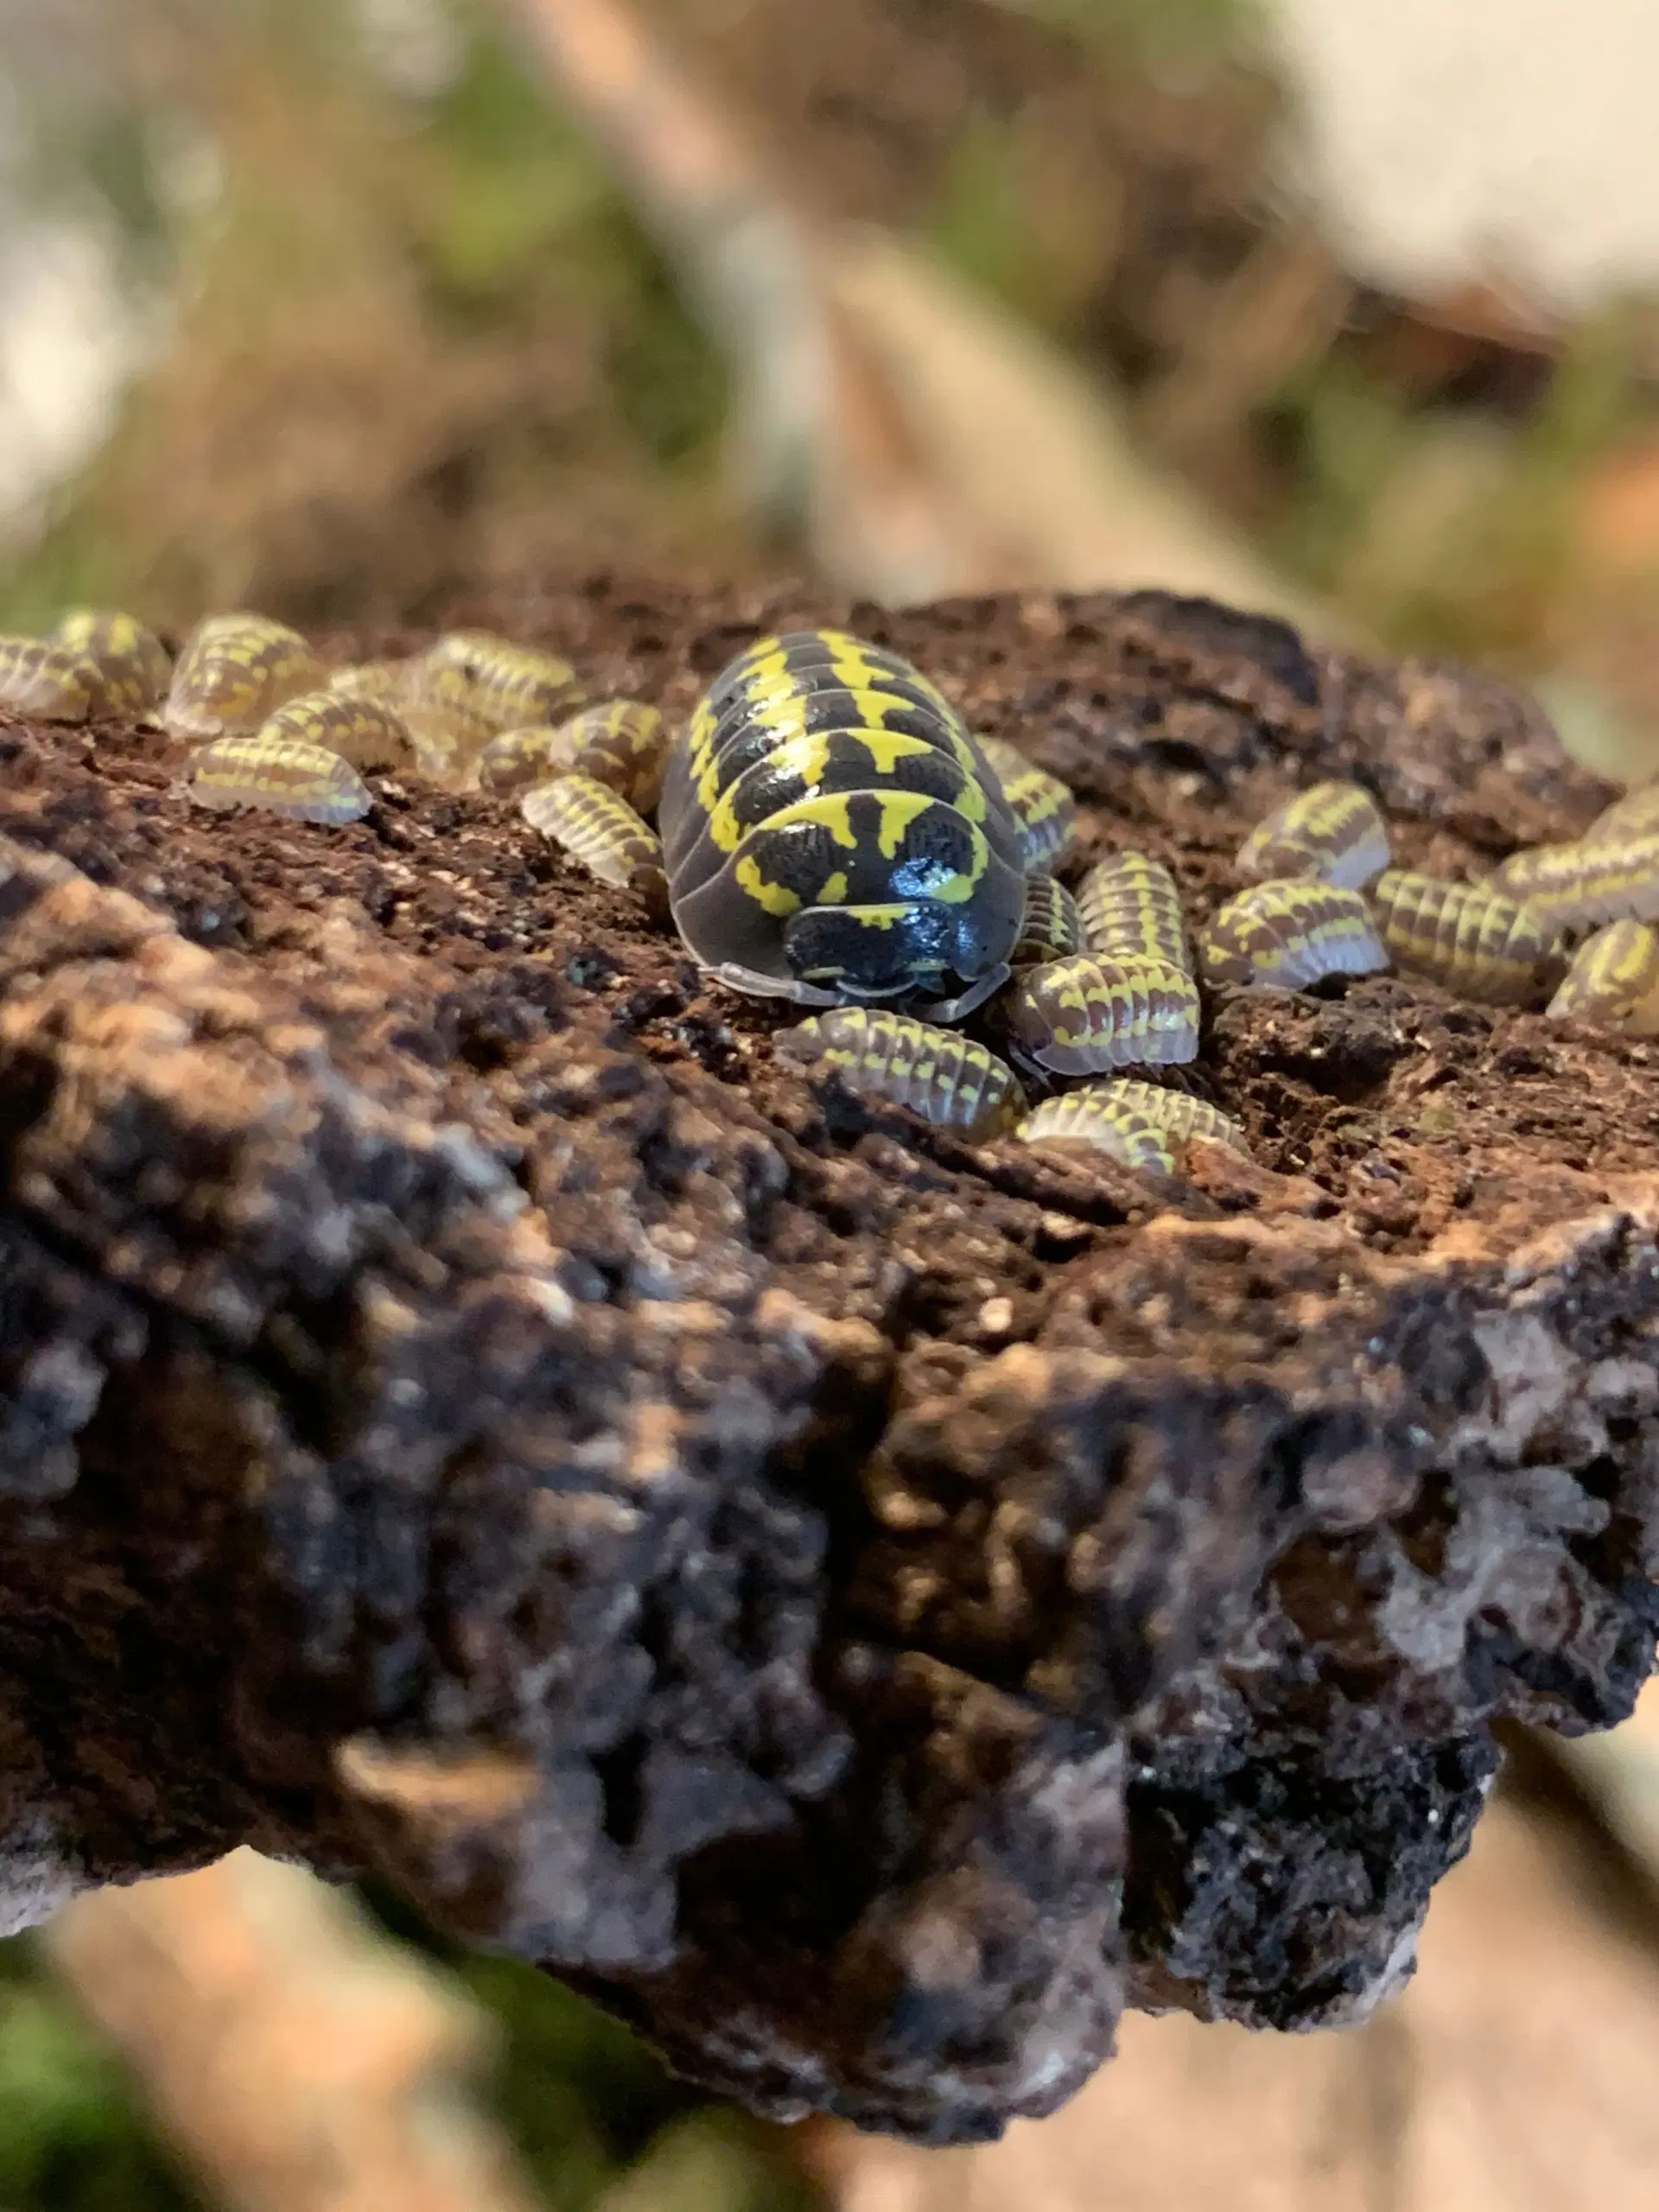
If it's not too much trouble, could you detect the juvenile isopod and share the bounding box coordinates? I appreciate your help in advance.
[1370,869,1565,1005]
[522,771,668,908]
[1011,874,1083,967]
[1490,833,1659,934]
[976,734,1077,872]
[181,734,372,824]
[163,613,325,746]
[49,610,171,715]
[1015,1078,1249,1178]
[1200,880,1388,990]
[0,637,104,721]
[774,1007,1026,1140]
[1235,779,1389,891]
[260,690,414,772]
[1075,851,1190,976]
[1545,918,1659,1033]
[1004,952,1201,1075]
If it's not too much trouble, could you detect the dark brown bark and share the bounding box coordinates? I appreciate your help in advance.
[1,581,1655,2142]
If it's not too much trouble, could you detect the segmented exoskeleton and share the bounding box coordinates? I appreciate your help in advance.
[658,629,1027,1019]
[774,1006,1026,1140]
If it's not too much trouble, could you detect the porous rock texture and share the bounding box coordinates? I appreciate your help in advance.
[0,579,1656,2143]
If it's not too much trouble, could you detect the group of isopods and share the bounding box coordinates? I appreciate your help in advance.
[3,608,1655,1185]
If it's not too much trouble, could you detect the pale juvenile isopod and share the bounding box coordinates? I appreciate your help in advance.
[327,660,409,706]
[181,734,372,824]
[1235,779,1390,891]
[476,725,572,797]
[976,733,1077,871]
[49,610,172,715]
[1545,919,1659,1033]
[1015,1078,1249,1177]
[163,613,325,745]
[1011,874,1083,967]
[554,701,670,812]
[480,701,667,807]
[1490,833,1659,934]
[0,636,104,721]
[1200,880,1388,990]
[1075,851,1190,975]
[259,690,414,772]
[1004,952,1201,1075]
[411,630,586,733]
[774,1007,1026,1141]
[1370,869,1566,1005]
[328,658,492,784]
[521,771,667,908]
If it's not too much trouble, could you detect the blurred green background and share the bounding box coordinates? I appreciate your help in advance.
[4,2,1659,2206]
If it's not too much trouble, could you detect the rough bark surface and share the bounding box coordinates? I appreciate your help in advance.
[0,580,1656,2143]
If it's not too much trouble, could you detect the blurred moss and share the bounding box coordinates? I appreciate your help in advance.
[0,1947,207,2212]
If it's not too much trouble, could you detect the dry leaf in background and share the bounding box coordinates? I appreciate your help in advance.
[507,0,1330,618]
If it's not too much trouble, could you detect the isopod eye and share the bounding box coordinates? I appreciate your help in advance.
[783,902,952,997]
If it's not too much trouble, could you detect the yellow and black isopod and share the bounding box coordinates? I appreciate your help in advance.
[1015,1078,1249,1177]
[658,629,1027,1019]
[774,1006,1025,1141]
[477,703,669,803]
[260,690,414,772]
[522,771,668,910]
[1490,833,1659,934]
[181,734,372,824]
[1236,780,1390,891]
[0,637,105,721]
[1370,869,1565,1005]
[1201,880,1389,990]
[1545,918,1659,1033]
[49,611,171,716]
[410,630,586,732]
[475,724,569,797]
[1075,851,1190,975]
[330,658,491,785]
[1004,953,1201,1076]
[163,613,325,746]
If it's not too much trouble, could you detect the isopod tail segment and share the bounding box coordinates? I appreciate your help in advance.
[661,629,1027,1017]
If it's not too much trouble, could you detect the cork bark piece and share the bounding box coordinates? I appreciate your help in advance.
[0,582,1655,2147]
